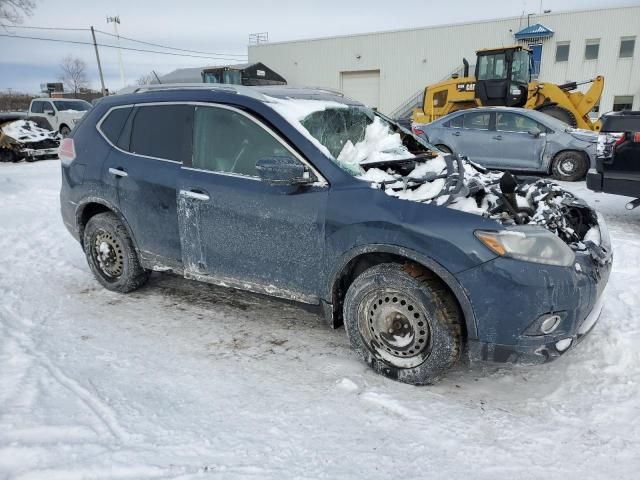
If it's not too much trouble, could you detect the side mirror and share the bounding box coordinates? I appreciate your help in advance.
[528,127,542,138]
[255,156,315,186]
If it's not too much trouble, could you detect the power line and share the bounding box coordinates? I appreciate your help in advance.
[0,33,247,61]
[2,25,89,32]
[5,24,247,58]
[94,29,247,58]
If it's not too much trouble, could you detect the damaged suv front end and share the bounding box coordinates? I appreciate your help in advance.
[270,94,612,365]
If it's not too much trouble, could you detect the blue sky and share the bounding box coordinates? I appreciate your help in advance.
[1,0,637,94]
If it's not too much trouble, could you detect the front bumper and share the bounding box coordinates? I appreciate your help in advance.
[457,216,612,365]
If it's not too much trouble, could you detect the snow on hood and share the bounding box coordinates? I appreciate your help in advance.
[0,120,58,144]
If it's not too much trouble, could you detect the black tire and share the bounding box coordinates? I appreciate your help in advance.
[538,105,577,127]
[83,212,149,293]
[551,151,588,181]
[0,149,17,163]
[435,144,452,154]
[60,125,71,137]
[343,263,462,385]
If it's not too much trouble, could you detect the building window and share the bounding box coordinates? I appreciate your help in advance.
[555,42,570,62]
[613,96,634,112]
[585,39,600,60]
[620,36,636,58]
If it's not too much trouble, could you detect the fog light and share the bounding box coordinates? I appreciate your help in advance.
[555,338,573,352]
[541,315,561,334]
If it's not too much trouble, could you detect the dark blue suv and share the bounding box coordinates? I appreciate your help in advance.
[59,84,612,384]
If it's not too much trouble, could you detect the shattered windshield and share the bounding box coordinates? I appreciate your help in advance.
[265,95,427,175]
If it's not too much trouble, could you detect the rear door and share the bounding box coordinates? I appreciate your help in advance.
[100,103,193,267]
[454,111,495,166]
[493,111,546,171]
[177,104,328,302]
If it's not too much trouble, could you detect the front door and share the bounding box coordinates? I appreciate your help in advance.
[177,104,328,302]
[493,111,546,171]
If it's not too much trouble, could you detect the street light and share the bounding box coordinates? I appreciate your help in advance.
[107,15,126,88]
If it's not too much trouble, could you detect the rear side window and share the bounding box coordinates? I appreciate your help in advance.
[31,101,44,113]
[447,115,463,128]
[129,104,194,163]
[100,107,132,145]
[496,112,540,133]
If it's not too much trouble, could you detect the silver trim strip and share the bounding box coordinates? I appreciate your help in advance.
[108,167,128,177]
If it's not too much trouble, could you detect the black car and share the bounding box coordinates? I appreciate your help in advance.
[587,111,640,209]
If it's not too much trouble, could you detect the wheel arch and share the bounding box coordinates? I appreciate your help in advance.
[75,198,139,252]
[324,244,477,340]
[59,123,71,133]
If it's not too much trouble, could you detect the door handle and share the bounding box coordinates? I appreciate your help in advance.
[108,167,128,177]
[452,131,461,136]
[180,189,210,201]
[492,135,502,140]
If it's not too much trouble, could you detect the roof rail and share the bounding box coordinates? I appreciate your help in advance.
[115,83,267,101]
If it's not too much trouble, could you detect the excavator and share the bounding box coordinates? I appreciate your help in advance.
[412,45,604,131]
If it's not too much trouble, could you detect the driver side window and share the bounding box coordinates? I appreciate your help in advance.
[193,106,289,177]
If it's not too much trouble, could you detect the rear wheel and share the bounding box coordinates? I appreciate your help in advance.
[551,151,588,181]
[83,212,149,293]
[343,263,462,385]
[538,105,577,127]
[0,149,17,163]
[435,144,452,154]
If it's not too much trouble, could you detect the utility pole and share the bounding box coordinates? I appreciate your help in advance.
[107,15,126,88]
[90,26,107,96]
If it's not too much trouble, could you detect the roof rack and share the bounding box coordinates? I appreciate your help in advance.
[115,83,267,101]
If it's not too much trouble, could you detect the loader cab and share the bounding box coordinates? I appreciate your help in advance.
[474,46,531,107]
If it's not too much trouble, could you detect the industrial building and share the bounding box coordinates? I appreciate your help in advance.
[248,5,640,117]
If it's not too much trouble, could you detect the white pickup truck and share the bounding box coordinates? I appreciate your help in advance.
[28,98,92,135]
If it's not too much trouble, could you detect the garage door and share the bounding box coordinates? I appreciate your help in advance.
[341,70,380,110]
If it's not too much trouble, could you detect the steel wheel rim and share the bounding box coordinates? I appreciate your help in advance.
[358,289,431,368]
[559,158,577,175]
[93,229,124,279]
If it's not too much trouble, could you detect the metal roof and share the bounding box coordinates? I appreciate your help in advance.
[514,23,554,40]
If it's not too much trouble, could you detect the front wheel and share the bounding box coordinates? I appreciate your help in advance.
[83,212,149,293]
[551,151,588,181]
[60,125,71,137]
[343,263,462,385]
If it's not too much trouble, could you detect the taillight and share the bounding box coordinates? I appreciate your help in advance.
[614,132,626,147]
[58,138,76,163]
[634,132,640,143]
[413,127,425,136]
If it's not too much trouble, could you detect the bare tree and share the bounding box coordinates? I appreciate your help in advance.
[0,0,36,25]
[59,56,89,95]
[136,71,161,86]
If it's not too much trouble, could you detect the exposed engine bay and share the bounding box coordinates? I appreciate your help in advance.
[359,151,608,261]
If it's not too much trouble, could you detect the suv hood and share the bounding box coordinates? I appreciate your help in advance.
[359,153,610,262]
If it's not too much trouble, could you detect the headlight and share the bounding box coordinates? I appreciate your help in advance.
[475,226,575,267]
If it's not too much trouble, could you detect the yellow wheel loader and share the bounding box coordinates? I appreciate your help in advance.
[412,46,604,131]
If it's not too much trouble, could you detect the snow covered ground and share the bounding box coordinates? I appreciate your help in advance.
[1,160,639,479]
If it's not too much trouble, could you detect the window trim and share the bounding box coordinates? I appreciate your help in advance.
[555,41,570,63]
[96,101,327,185]
[584,38,600,61]
[619,36,636,58]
